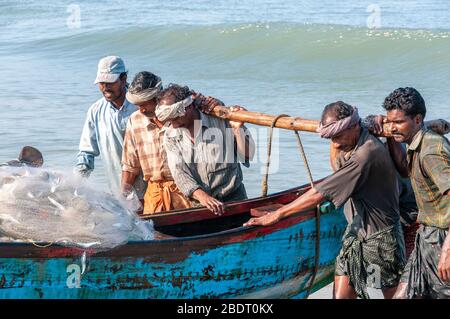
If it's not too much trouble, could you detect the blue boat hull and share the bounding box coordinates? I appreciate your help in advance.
[0,205,346,299]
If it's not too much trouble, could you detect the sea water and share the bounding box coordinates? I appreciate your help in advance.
[1,0,449,298]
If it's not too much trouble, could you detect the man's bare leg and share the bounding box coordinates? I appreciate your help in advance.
[392,282,408,299]
[333,275,357,299]
[382,286,398,299]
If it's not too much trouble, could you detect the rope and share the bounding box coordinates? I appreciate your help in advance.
[306,204,321,298]
[262,114,290,197]
[293,129,320,297]
[293,130,315,188]
[29,240,53,248]
[261,114,321,298]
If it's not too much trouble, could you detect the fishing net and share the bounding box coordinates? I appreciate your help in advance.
[0,166,154,251]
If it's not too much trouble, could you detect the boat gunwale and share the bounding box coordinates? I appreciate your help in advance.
[0,180,330,257]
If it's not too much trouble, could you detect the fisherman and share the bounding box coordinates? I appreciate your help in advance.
[0,146,44,168]
[329,138,419,259]
[75,56,144,197]
[373,87,449,299]
[362,116,449,259]
[121,71,192,214]
[244,101,405,299]
[155,84,255,215]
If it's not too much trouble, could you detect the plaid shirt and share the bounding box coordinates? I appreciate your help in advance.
[407,128,450,229]
[122,112,173,182]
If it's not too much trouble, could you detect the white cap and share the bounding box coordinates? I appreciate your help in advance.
[94,56,126,84]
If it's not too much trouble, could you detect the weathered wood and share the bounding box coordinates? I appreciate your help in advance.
[208,105,450,137]
[0,182,346,299]
[210,105,320,133]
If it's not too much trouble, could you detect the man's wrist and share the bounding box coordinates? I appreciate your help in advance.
[232,126,244,134]
[274,210,284,222]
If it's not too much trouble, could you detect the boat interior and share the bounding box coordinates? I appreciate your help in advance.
[143,187,303,238]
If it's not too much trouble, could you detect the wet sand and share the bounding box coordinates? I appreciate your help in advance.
[309,283,384,299]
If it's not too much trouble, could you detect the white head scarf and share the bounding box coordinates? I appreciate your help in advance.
[126,81,162,105]
[155,96,193,122]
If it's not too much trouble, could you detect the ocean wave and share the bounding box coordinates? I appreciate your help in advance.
[17,23,450,64]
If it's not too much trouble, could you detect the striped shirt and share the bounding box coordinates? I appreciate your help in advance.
[163,112,252,200]
[122,111,173,182]
[407,128,450,229]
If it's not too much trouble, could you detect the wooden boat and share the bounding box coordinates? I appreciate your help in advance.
[0,182,346,299]
[1,104,447,299]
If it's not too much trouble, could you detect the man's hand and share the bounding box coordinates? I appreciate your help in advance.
[229,105,247,129]
[438,248,450,282]
[425,119,450,135]
[74,164,91,178]
[364,114,386,136]
[193,93,224,114]
[193,189,225,215]
[243,211,281,227]
[438,230,450,283]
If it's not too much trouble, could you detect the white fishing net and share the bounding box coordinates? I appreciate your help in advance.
[0,166,154,251]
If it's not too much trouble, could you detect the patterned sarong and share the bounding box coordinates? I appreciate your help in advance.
[401,224,450,299]
[335,224,406,299]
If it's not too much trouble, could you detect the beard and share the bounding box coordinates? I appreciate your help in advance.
[391,132,406,143]
[102,91,117,101]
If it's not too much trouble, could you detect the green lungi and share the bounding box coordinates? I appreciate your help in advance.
[335,224,406,299]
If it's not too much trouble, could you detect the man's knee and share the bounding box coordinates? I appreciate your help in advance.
[333,276,357,299]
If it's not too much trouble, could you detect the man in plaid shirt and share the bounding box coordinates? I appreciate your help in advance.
[122,72,221,214]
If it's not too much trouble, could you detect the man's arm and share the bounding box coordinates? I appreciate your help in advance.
[194,96,256,163]
[364,115,409,177]
[244,187,325,226]
[164,134,224,215]
[244,154,367,227]
[75,109,99,177]
[233,125,255,163]
[425,119,450,135]
[121,119,141,194]
[438,191,450,282]
[192,189,225,216]
[228,106,255,163]
[438,218,450,282]
[386,137,409,178]
[421,140,450,282]
[121,171,138,194]
[329,143,343,172]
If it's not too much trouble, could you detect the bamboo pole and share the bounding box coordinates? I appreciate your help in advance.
[207,105,450,137]
[209,105,320,133]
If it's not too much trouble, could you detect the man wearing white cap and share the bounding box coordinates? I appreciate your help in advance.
[75,56,144,197]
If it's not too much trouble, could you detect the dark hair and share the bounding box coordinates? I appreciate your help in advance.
[119,72,128,80]
[128,71,160,93]
[157,84,193,104]
[382,87,426,119]
[321,101,354,124]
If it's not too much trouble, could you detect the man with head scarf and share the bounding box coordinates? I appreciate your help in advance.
[1,146,44,168]
[121,72,191,214]
[244,101,405,299]
[156,84,255,215]
[74,56,145,198]
[372,87,449,299]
